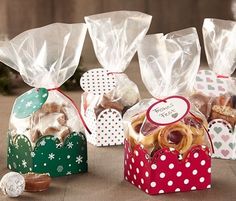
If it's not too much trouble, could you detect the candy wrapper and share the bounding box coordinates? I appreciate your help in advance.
[0,23,88,177]
[123,28,212,195]
[80,11,152,146]
[193,19,236,160]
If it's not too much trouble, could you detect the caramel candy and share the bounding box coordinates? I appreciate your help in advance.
[190,93,210,116]
[57,126,70,142]
[41,102,65,113]
[100,95,124,112]
[31,129,41,143]
[94,105,106,117]
[24,173,51,192]
[213,95,232,107]
[43,127,60,135]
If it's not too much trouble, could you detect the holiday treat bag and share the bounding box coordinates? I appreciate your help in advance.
[123,28,212,195]
[0,23,88,177]
[80,11,152,146]
[193,19,236,160]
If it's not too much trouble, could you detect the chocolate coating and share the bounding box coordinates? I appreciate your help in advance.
[24,173,51,192]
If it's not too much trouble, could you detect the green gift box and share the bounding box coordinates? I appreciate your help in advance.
[0,23,88,177]
[7,132,87,177]
[6,87,88,177]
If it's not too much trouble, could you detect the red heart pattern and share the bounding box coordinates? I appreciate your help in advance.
[124,140,211,195]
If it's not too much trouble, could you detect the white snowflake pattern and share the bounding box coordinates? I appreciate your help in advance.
[56,143,62,148]
[67,155,71,159]
[8,147,11,153]
[76,155,83,164]
[26,101,33,108]
[66,171,72,175]
[31,152,35,157]
[22,160,27,168]
[57,165,63,173]
[40,140,46,146]
[15,143,19,149]
[42,93,47,98]
[67,142,73,149]
[48,153,55,160]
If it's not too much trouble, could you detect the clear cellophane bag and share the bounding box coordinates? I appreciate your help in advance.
[124,28,211,156]
[0,23,87,146]
[81,11,152,118]
[192,18,236,130]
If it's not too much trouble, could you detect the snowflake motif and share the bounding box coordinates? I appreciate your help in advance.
[48,153,55,160]
[13,162,17,169]
[31,152,35,157]
[76,155,83,164]
[16,155,19,159]
[56,143,62,148]
[40,140,46,146]
[66,171,72,175]
[57,165,63,173]
[42,93,47,98]
[8,147,11,153]
[67,142,73,149]
[15,143,19,149]
[22,160,27,168]
[26,101,33,108]
[67,155,71,159]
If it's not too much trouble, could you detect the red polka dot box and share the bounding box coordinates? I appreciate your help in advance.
[124,140,211,195]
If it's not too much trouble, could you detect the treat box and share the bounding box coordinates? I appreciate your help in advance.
[83,107,124,146]
[7,132,88,177]
[195,69,236,160]
[80,68,125,147]
[124,140,211,195]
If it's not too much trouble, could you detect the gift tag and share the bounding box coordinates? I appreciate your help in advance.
[13,88,48,119]
[80,69,117,96]
[194,70,228,97]
[146,96,190,126]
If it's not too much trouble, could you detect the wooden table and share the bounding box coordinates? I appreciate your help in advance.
[0,64,236,201]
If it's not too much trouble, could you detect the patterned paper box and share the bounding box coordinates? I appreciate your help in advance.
[7,88,88,177]
[194,69,236,159]
[124,140,211,195]
[80,69,124,146]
